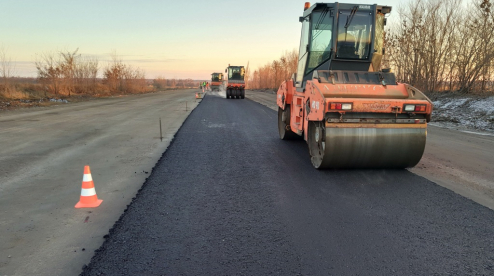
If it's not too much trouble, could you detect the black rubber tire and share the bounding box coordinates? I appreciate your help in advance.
[278,106,301,140]
[241,89,245,99]
[308,120,327,169]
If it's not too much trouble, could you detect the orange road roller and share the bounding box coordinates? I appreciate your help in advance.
[277,2,433,169]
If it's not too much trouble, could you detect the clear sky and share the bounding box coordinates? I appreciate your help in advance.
[1,0,401,79]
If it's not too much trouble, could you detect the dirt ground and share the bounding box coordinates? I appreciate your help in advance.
[0,89,188,112]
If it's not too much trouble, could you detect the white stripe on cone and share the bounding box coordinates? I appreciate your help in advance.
[83,174,93,182]
[81,188,96,197]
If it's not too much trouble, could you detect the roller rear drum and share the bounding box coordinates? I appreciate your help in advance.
[309,122,427,169]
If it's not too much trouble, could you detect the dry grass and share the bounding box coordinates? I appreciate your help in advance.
[0,85,30,100]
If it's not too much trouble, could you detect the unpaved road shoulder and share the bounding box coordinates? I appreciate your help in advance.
[0,89,201,275]
[246,90,494,210]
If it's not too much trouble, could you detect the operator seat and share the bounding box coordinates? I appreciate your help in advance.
[337,32,357,58]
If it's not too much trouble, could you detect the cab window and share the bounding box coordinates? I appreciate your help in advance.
[306,10,333,74]
[336,10,372,59]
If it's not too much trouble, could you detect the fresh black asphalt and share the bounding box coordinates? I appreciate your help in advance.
[81,92,494,275]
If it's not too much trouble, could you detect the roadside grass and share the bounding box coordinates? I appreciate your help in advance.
[0,82,45,100]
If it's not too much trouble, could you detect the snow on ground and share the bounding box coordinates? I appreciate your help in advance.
[429,93,494,133]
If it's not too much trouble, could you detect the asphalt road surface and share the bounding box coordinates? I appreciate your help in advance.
[81,92,494,275]
[0,90,200,275]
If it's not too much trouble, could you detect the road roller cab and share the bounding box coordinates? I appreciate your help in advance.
[225,65,246,99]
[211,72,223,91]
[276,2,433,169]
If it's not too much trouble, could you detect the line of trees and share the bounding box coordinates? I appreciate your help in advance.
[35,49,149,96]
[0,47,201,100]
[0,46,221,100]
[247,50,298,90]
[386,0,494,94]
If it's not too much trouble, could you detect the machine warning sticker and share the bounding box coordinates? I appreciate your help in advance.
[311,101,320,110]
[359,5,371,9]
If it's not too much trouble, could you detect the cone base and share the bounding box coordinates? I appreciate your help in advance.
[75,199,103,208]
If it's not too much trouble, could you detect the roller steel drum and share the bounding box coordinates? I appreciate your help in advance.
[309,124,427,169]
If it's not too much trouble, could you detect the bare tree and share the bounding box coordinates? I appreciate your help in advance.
[35,52,62,96]
[74,56,99,94]
[244,61,250,88]
[103,51,147,94]
[103,51,126,93]
[59,49,79,96]
[0,46,16,97]
[153,76,167,90]
[454,0,494,93]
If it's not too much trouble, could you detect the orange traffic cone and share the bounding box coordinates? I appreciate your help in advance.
[75,165,103,208]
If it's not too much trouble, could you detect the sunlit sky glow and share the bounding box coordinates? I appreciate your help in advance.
[1,0,400,79]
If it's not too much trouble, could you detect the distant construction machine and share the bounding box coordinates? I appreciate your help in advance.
[211,72,223,91]
[276,2,433,169]
[225,65,246,99]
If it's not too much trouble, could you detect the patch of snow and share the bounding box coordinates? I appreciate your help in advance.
[467,97,494,114]
[430,94,494,133]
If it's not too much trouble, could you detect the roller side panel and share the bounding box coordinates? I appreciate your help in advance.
[306,80,326,122]
[276,79,295,110]
[290,94,305,136]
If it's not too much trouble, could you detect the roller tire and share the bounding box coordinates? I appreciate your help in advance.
[308,121,327,169]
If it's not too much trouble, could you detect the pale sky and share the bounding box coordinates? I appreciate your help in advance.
[1,0,400,79]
